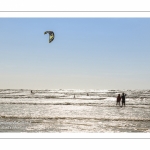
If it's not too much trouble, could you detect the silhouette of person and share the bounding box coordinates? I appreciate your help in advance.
[116,94,121,106]
[74,94,75,98]
[121,93,126,106]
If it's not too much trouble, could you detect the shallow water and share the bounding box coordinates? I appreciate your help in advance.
[0,89,150,132]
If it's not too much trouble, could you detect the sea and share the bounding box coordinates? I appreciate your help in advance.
[0,89,150,133]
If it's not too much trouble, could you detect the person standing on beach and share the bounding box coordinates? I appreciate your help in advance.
[121,93,126,106]
[116,94,121,106]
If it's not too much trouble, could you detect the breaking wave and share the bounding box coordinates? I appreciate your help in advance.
[1,89,150,99]
[0,115,150,121]
[0,102,150,108]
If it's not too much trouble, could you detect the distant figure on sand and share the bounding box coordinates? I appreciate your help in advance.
[31,90,33,94]
[74,94,76,98]
[121,93,126,106]
[116,94,121,106]
[87,93,89,96]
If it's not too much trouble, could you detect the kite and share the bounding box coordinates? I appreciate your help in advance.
[44,31,54,43]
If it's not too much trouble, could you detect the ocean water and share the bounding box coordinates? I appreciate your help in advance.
[0,89,150,133]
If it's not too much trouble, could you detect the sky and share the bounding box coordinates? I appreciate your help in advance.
[0,18,150,90]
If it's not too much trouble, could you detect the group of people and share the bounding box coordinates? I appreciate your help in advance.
[31,90,126,107]
[116,93,126,107]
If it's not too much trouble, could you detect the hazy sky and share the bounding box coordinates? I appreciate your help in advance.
[0,18,150,89]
